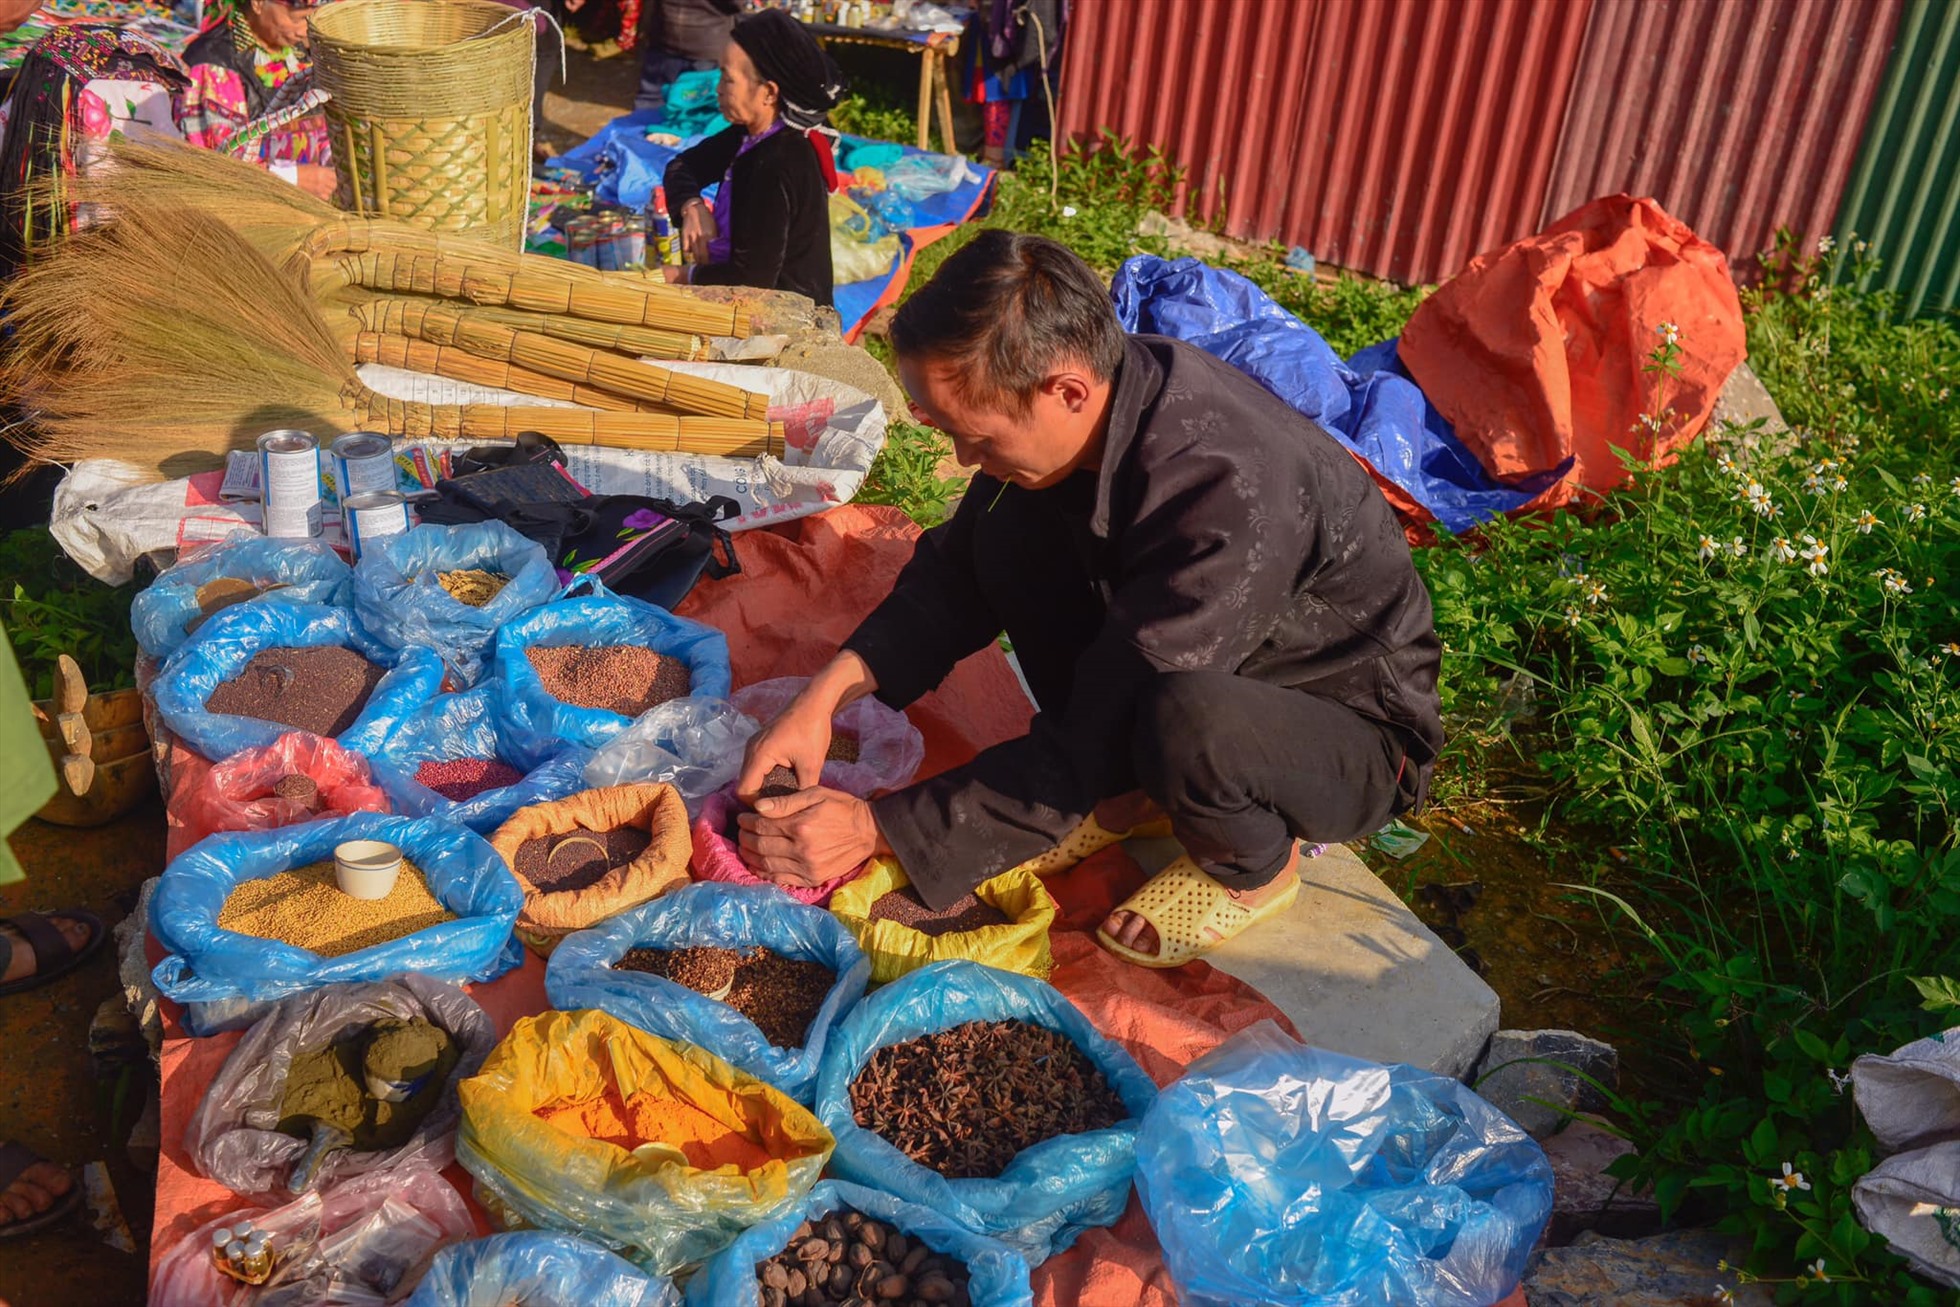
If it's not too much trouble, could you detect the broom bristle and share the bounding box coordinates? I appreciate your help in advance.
[1,202,357,479]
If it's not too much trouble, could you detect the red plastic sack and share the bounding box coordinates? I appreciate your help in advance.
[690,785,866,906]
[179,731,391,848]
[1399,194,1747,509]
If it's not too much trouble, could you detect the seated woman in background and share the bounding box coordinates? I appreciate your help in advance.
[178,0,335,198]
[661,7,841,308]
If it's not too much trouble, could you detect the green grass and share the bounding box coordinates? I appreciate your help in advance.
[0,529,140,700]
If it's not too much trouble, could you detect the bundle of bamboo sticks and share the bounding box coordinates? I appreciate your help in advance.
[0,138,788,478]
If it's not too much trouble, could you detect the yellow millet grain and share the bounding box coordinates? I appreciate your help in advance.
[217,859,455,957]
[435,569,510,608]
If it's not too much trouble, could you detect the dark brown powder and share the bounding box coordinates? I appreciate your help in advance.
[826,733,860,764]
[614,946,836,1048]
[869,886,1011,938]
[204,646,385,738]
[271,773,321,810]
[514,826,653,892]
[525,646,691,717]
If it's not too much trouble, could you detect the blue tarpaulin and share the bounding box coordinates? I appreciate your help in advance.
[1110,256,1567,533]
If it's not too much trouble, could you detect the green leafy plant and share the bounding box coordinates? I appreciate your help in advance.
[831,89,917,147]
[857,419,965,528]
[0,529,140,700]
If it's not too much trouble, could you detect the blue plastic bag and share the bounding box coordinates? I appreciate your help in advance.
[369,684,592,833]
[490,585,732,769]
[132,532,352,664]
[353,522,560,685]
[546,882,871,1104]
[684,1180,1033,1307]
[406,1233,680,1307]
[152,602,444,760]
[812,960,1158,1265]
[1134,1023,1554,1307]
[1109,255,1567,533]
[150,812,525,1019]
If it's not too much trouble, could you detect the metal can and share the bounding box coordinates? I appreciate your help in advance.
[257,429,322,540]
[330,432,395,502]
[342,490,410,559]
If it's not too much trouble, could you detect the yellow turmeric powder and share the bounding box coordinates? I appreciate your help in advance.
[535,1086,773,1172]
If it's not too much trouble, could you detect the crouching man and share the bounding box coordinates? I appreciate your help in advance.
[733,230,1443,967]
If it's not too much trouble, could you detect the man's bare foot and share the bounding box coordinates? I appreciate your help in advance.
[1101,845,1304,960]
[0,915,92,986]
[0,1151,72,1228]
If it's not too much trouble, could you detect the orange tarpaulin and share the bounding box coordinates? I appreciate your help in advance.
[147,505,1353,1305]
[1399,194,1747,510]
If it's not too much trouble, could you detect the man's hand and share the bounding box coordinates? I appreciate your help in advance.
[295,164,339,201]
[737,787,887,887]
[735,697,834,797]
[679,199,715,265]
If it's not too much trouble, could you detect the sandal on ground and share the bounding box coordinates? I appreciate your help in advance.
[0,910,107,999]
[1012,812,1177,878]
[0,1142,81,1240]
[1095,857,1300,969]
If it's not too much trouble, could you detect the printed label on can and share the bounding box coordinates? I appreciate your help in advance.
[258,430,322,540]
[332,433,397,500]
[343,491,410,559]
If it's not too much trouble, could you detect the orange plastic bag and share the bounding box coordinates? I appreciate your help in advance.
[178,731,390,849]
[1399,194,1746,509]
[487,782,692,954]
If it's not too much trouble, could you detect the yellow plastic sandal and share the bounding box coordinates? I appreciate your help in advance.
[1095,857,1301,969]
[1011,813,1177,877]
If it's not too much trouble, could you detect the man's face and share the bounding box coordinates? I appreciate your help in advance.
[898,355,1103,490]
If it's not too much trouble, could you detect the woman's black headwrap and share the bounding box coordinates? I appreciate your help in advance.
[729,8,845,131]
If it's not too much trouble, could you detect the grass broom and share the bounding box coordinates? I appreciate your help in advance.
[351,332,666,413]
[1,205,780,474]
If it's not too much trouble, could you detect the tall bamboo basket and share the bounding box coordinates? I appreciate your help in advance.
[308,0,535,250]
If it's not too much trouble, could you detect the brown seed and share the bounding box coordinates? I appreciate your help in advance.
[849,1243,875,1269]
[785,1267,806,1297]
[205,645,385,738]
[762,1262,790,1290]
[874,1274,909,1300]
[824,1218,846,1245]
[860,1222,885,1251]
[914,1275,953,1304]
[796,1239,830,1264]
[761,1287,786,1307]
[886,1234,908,1264]
[901,1245,928,1276]
[831,1262,854,1294]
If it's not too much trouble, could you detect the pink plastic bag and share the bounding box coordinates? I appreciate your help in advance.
[149,1167,474,1305]
[180,731,392,848]
[690,679,925,905]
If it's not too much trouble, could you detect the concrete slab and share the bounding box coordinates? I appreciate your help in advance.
[1182,841,1502,1079]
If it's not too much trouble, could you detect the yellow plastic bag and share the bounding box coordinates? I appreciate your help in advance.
[828,191,900,285]
[455,1009,832,1274]
[827,858,1057,985]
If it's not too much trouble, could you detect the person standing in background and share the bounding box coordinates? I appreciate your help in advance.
[634,0,740,114]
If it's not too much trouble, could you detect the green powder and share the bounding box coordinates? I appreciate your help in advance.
[277,1017,459,1154]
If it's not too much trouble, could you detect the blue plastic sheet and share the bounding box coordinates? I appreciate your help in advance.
[132,532,352,664]
[1134,1023,1554,1307]
[546,882,871,1104]
[1109,255,1568,533]
[368,684,592,833]
[406,1233,680,1307]
[352,522,561,685]
[490,584,732,769]
[813,960,1158,1265]
[547,112,686,213]
[150,813,525,1018]
[151,602,444,760]
[684,1181,1034,1307]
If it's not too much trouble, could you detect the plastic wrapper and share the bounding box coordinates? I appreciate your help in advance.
[683,1180,1032,1307]
[353,522,561,685]
[813,961,1157,1265]
[581,695,756,807]
[369,685,592,833]
[180,733,391,847]
[456,1009,833,1275]
[404,1233,680,1307]
[149,1167,474,1306]
[490,586,733,770]
[133,531,352,664]
[153,602,445,761]
[151,813,525,1026]
[488,782,694,953]
[826,858,1056,984]
[1134,1023,1555,1307]
[545,883,870,1104]
[187,975,496,1197]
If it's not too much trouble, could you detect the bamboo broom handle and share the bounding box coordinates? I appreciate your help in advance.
[354,298,767,420]
[342,383,781,457]
[351,333,665,413]
[351,296,702,371]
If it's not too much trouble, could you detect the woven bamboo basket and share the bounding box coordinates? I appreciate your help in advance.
[308,0,535,250]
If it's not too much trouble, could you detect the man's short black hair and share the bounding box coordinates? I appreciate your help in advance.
[890,230,1125,415]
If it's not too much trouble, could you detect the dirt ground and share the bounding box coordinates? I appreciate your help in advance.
[0,800,167,1307]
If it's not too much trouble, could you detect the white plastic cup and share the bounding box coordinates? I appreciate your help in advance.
[333,840,403,900]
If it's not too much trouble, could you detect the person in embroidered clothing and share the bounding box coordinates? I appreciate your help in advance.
[177,0,335,198]
[660,7,842,307]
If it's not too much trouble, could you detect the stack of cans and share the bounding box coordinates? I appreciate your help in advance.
[565,213,648,271]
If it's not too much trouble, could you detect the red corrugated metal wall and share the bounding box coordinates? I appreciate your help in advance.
[1543,0,1903,268]
[1057,0,1901,284]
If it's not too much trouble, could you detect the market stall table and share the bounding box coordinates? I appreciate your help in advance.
[799,18,962,153]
